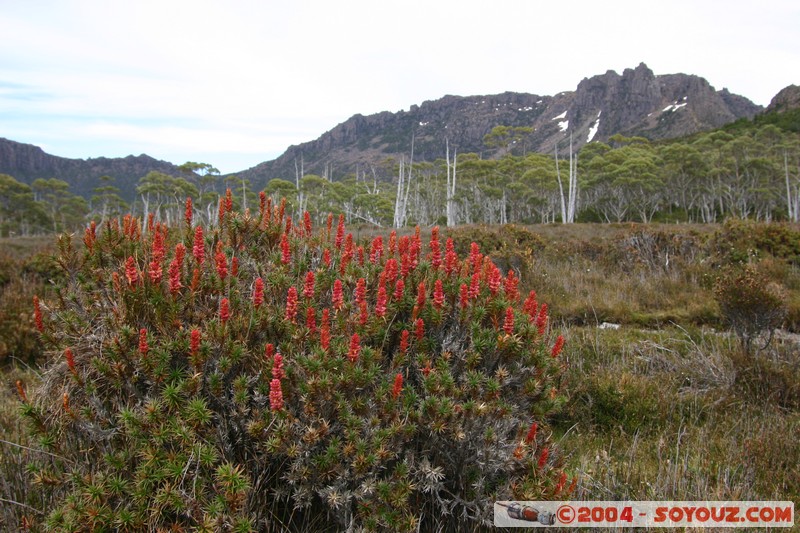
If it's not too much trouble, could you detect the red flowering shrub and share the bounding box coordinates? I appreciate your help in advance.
[22,206,569,531]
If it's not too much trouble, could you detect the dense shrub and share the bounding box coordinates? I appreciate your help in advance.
[714,264,788,354]
[18,197,571,531]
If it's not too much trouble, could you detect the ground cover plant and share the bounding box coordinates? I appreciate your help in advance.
[11,196,571,531]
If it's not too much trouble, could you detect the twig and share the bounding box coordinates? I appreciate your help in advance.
[0,438,74,463]
[0,497,44,515]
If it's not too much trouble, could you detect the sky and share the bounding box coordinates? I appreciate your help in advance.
[1,0,799,174]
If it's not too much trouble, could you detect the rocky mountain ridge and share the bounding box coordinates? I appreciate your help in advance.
[237,63,761,188]
[0,63,771,199]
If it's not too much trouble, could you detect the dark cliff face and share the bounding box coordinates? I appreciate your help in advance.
[239,63,762,188]
[0,138,180,201]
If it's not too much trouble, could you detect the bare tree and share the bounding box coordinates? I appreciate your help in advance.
[445,138,458,226]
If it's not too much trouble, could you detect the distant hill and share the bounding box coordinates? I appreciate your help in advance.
[237,63,762,189]
[0,63,766,200]
[0,138,181,201]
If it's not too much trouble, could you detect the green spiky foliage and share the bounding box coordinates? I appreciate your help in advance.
[22,195,571,531]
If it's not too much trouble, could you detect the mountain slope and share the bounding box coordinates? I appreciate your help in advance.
[0,138,181,201]
[238,63,761,188]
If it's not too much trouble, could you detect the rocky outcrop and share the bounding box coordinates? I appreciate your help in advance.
[766,85,800,113]
[238,63,762,188]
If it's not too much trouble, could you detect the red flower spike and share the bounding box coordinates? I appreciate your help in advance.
[488,265,502,296]
[83,220,97,252]
[551,335,565,358]
[269,378,284,411]
[167,247,184,293]
[523,290,538,319]
[326,213,333,238]
[375,285,388,318]
[445,249,458,276]
[332,279,344,311]
[174,243,186,265]
[415,281,426,309]
[272,353,285,380]
[538,446,549,469]
[214,248,228,280]
[503,307,515,335]
[388,230,397,256]
[525,422,538,444]
[285,216,292,235]
[259,191,267,217]
[253,278,265,308]
[554,471,567,496]
[231,256,239,277]
[303,211,312,236]
[414,318,425,340]
[536,303,549,335]
[16,380,26,402]
[400,251,412,279]
[504,270,519,301]
[306,306,317,333]
[139,328,149,358]
[399,329,410,354]
[468,272,481,300]
[220,298,230,323]
[567,476,578,495]
[225,188,233,212]
[33,295,44,332]
[277,198,286,225]
[430,228,441,269]
[433,279,445,310]
[285,287,298,323]
[65,347,76,374]
[320,309,331,351]
[280,233,291,265]
[392,373,403,400]
[190,268,201,292]
[383,258,398,286]
[185,197,193,226]
[469,242,482,271]
[339,247,352,275]
[63,392,71,415]
[358,300,368,325]
[370,236,383,264]
[355,277,367,305]
[323,248,332,268]
[303,271,315,299]
[190,329,201,357]
[125,256,139,287]
[459,283,469,309]
[148,259,163,284]
[265,343,275,362]
[393,278,405,301]
[335,214,345,249]
[192,226,205,265]
[218,197,225,225]
[348,333,361,363]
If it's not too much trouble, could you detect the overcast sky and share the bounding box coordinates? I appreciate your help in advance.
[2,0,798,174]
